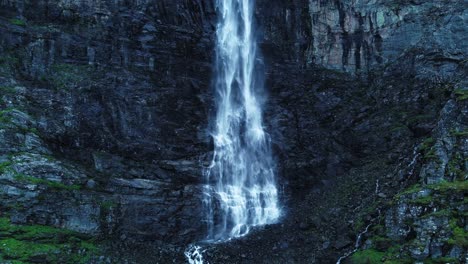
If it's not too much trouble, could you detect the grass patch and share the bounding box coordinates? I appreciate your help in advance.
[407,114,432,125]
[419,138,434,150]
[0,161,13,174]
[0,108,14,124]
[14,174,81,191]
[409,195,433,205]
[448,219,468,247]
[454,89,468,101]
[99,200,116,210]
[351,249,385,263]
[49,63,94,90]
[0,85,16,94]
[397,181,467,204]
[390,124,408,132]
[394,184,422,200]
[0,217,98,263]
[424,257,460,264]
[421,209,451,219]
[0,54,19,77]
[428,180,468,194]
[419,137,437,161]
[9,18,26,27]
[447,152,465,180]
[450,129,468,137]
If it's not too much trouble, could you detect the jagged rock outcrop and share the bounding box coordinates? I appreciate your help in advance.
[258,0,467,74]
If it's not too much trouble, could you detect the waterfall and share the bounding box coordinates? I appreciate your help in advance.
[205,0,280,242]
[186,0,280,262]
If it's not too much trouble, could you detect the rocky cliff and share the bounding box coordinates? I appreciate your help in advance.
[0,0,466,263]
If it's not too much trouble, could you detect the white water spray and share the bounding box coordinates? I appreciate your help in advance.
[186,0,280,262]
[185,245,206,264]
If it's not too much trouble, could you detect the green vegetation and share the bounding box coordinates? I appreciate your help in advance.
[361,178,467,263]
[424,257,460,264]
[0,54,19,77]
[49,63,94,90]
[396,181,467,206]
[9,18,26,27]
[421,209,451,219]
[0,107,39,134]
[351,249,385,263]
[19,126,39,135]
[0,85,16,94]
[0,161,13,174]
[419,137,437,161]
[446,152,465,180]
[0,108,14,124]
[390,123,408,132]
[407,114,432,125]
[353,202,379,232]
[409,195,433,205]
[451,129,468,137]
[448,219,468,247]
[352,238,461,263]
[14,174,81,191]
[394,184,422,201]
[99,200,117,210]
[0,55,19,66]
[0,217,98,263]
[428,180,468,194]
[454,89,468,101]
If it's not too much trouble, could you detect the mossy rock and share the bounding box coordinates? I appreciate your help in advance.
[0,217,99,263]
[351,249,385,263]
[454,89,468,101]
[9,18,26,27]
[14,173,81,191]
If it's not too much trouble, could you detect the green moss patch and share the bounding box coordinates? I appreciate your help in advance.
[451,129,468,137]
[0,54,20,77]
[394,184,422,201]
[407,114,433,125]
[428,180,468,194]
[424,257,460,264]
[0,217,98,263]
[9,19,26,27]
[13,174,81,191]
[448,219,468,247]
[454,89,468,101]
[0,108,14,124]
[0,85,16,94]
[0,161,13,174]
[48,63,95,90]
[418,137,438,161]
[408,195,433,205]
[351,249,385,263]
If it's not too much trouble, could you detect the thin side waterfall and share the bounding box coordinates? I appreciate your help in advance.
[185,0,280,262]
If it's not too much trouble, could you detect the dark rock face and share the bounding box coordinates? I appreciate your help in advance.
[0,0,466,263]
[0,0,216,247]
[257,0,467,74]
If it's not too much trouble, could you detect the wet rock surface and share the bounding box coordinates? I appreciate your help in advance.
[0,0,466,263]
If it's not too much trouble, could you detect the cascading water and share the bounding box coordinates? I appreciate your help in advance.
[186,0,280,262]
[205,0,281,241]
